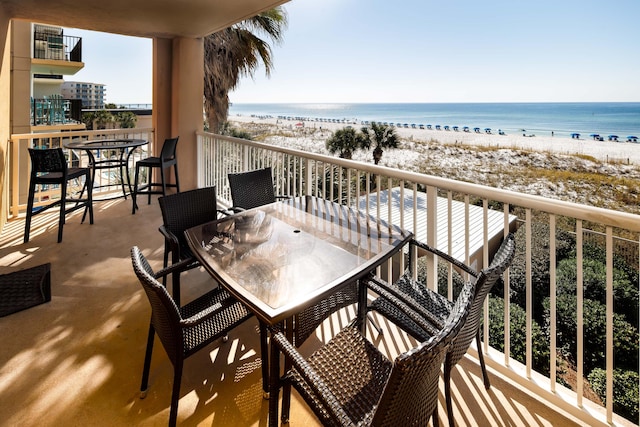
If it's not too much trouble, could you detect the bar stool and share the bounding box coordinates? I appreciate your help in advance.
[24,148,93,243]
[131,137,180,214]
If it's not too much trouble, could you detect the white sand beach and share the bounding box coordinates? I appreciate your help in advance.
[229,114,640,165]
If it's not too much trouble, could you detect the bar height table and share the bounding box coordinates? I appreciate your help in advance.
[64,138,147,200]
[185,195,412,426]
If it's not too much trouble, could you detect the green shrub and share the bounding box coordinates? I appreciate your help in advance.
[497,221,574,323]
[588,368,639,423]
[556,257,638,325]
[544,295,639,372]
[487,297,550,376]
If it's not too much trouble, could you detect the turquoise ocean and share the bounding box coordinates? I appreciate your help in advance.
[229,103,640,140]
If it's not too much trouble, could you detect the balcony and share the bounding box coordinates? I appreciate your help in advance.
[33,25,82,63]
[31,96,82,126]
[3,129,638,426]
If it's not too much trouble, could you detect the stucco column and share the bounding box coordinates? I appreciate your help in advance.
[152,36,203,191]
[152,37,172,154]
[0,15,9,228]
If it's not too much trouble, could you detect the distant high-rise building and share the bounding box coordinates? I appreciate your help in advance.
[61,81,106,109]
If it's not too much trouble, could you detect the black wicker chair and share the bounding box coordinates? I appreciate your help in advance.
[157,186,224,306]
[368,233,516,426]
[227,167,287,212]
[271,272,475,426]
[24,147,93,243]
[131,246,254,427]
[132,137,180,214]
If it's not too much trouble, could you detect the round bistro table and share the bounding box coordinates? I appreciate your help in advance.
[64,138,147,200]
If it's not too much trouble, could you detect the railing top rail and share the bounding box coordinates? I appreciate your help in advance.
[11,128,155,141]
[199,131,640,233]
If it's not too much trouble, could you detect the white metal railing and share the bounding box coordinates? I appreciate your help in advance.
[9,128,155,218]
[198,131,639,426]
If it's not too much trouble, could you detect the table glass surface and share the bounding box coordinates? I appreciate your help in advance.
[64,138,147,150]
[186,196,411,323]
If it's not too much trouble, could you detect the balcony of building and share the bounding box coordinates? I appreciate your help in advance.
[3,128,638,426]
[32,24,82,63]
[30,96,83,128]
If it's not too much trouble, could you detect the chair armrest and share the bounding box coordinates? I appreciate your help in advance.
[270,329,355,426]
[158,225,180,253]
[217,208,233,217]
[275,195,290,201]
[152,257,196,281]
[410,238,478,278]
[367,276,443,335]
[180,300,225,327]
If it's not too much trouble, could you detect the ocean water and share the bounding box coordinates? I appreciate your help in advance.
[228,103,640,139]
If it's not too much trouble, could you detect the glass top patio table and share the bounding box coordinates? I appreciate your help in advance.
[63,138,147,200]
[185,195,412,326]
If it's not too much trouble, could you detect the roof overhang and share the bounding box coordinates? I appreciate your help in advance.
[1,0,289,39]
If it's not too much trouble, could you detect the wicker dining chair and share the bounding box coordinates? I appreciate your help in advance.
[131,246,255,427]
[227,167,288,212]
[271,273,475,426]
[158,186,223,306]
[132,137,180,214]
[368,232,516,426]
[24,147,93,243]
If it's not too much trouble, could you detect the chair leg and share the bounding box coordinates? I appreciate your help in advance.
[444,358,455,427]
[132,164,140,214]
[24,181,37,243]
[171,271,181,307]
[80,171,94,225]
[159,165,166,200]
[476,330,491,389]
[170,251,181,306]
[433,404,440,427]
[140,324,155,397]
[367,313,383,335]
[169,361,183,427]
[86,172,94,224]
[259,322,269,399]
[57,179,67,243]
[173,163,180,193]
[162,244,170,289]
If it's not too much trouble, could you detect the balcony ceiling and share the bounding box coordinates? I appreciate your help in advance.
[1,0,289,38]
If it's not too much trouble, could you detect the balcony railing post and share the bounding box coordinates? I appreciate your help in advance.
[605,227,613,423]
[425,185,437,291]
[303,157,312,196]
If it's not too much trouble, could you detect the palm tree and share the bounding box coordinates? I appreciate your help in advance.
[204,8,287,133]
[360,122,400,165]
[325,127,365,159]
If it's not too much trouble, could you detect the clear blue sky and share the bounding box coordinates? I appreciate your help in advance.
[68,0,640,105]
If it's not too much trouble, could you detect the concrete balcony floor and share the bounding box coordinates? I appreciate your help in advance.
[0,196,588,426]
